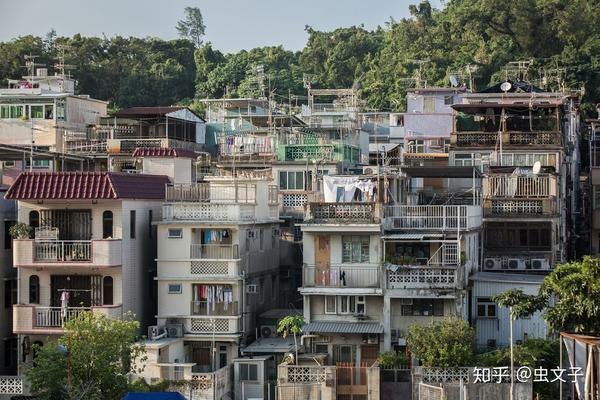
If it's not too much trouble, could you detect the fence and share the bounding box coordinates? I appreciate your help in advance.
[35,307,89,328]
[190,244,239,259]
[190,301,238,316]
[303,265,380,288]
[384,205,481,231]
[35,240,91,262]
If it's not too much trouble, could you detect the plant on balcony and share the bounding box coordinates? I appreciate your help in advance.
[385,254,417,266]
[9,222,33,239]
[377,350,409,368]
[277,315,305,365]
[25,311,147,400]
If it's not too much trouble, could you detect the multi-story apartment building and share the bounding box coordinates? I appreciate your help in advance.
[0,190,17,375]
[0,69,107,155]
[138,160,280,398]
[6,171,168,370]
[449,83,581,347]
[381,166,482,351]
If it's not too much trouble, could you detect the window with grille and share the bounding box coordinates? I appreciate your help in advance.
[239,363,258,381]
[401,299,444,317]
[342,236,369,263]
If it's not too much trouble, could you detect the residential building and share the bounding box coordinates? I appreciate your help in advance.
[137,159,280,398]
[449,82,581,347]
[0,191,17,375]
[6,171,168,371]
[0,69,107,155]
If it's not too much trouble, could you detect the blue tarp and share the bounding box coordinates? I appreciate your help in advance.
[122,393,186,400]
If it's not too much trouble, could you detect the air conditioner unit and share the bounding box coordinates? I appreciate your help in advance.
[148,325,167,340]
[483,258,502,270]
[246,284,258,294]
[531,258,550,270]
[399,298,413,305]
[166,324,184,338]
[261,325,277,338]
[507,258,527,270]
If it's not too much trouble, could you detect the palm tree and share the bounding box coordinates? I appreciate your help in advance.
[277,316,305,364]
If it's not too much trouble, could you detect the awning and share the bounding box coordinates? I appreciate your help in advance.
[303,321,383,334]
[382,233,444,240]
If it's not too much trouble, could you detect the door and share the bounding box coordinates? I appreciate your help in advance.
[190,345,211,372]
[315,235,330,285]
[50,275,98,307]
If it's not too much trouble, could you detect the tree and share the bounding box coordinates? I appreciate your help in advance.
[176,7,206,48]
[277,315,305,364]
[406,318,475,367]
[493,289,547,320]
[26,311,146,400]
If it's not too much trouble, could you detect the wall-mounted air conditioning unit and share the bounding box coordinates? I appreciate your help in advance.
[483,258,502,270]
[507,258,527,270]
[166,324,184,338]
[148,325,167,340]
[246,284,258,294]
[531,258,550,270]
[261,325,277,338]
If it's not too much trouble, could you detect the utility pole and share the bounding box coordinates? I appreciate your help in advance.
[509,306,514,400]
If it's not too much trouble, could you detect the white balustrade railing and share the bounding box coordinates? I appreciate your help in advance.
[35,240,91,262]
[303,265,380,288]
[384,205,481,231]
[484,174,555,198]
[34,306,89,328]
[165,183,256,203]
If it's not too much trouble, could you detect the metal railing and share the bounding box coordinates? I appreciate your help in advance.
[303,265,380,288]
[165,183,257,203]
[508,131,560,145]
[190,301,238,316]
[34,306,89,328]
[384,205,481,231]
[190,244,239,259]
[484,174,554,198]
[307,202,376,223]
[35,240,91,262]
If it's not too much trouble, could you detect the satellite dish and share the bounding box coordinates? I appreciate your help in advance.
[500,82,512,93]
[532,161,541,175]
[449,75,459,87]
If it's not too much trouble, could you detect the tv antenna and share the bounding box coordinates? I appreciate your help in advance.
[22,54,44,82]
[54,44,75,78]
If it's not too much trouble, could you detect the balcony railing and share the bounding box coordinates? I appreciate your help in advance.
[190,244,239,259]
[484,199,557,217]
[13,305,123,332]
[165,183,256,203]
[190,301,239,316]
[484,175,556,198]
[387,267,457,289]
[303,265,380,288]
[508,131,560,145]
[14,239,122,266]
[35,240,91,262]
[162,203,256,222]
[306,203,377,224]
[452,131,560,147]
[384,205,482,231]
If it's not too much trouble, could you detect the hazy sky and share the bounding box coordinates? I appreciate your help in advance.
[0,0,441,53]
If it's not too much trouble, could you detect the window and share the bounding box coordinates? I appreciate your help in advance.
[25,159,50,169]
[444,95,454,105]
[29,210,39,231]
[339,295,356,314]
[454,153,473,167]
[279,171,305,190]
[45,104,54,119]
[168,228,183,238]
[476,298,497,318]
[31,105,44,119]
[168,284,182,294]
[129,210,136,239]
[401,299,444,317]
[102,211,113,239]
[315,344,328,354]
[325,296,337,314]
[29,275,40,304]
[219,345,227,368]
[239,363,258,381]
[356,295,366,315]
[103,276,113,305]
[3,161,15,168]
[342,236,369,263]
[4,221,14,249]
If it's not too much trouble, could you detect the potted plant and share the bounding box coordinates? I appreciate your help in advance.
[9,223,33,240]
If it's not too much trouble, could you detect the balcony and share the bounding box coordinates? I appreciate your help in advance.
[13,304,123,334]
[387,267,458,290]
[451,131,561,147]
[13,239,122,267]
[190,301,239,316]
[383,205,482,231]
[302,264,380,288]
[106,138,204,154]
[305,203,378,224]
[165,183,257,203]
[162,203,257,222]
[155,365,232,399]
[483,175,557,198]
[184,316,241,335]
[483,198,557,218]
[277,143,360,163]
[190,244,239,260]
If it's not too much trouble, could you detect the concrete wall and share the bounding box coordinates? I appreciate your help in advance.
[143,157,192,184]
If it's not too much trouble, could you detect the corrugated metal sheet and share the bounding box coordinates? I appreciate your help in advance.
[5,172,170,200]
[382,233,444,240]
[303,321,383,334]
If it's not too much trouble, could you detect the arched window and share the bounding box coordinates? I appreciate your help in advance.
[102,211,113,239]
[29,211,39,231]
[29,275,39,304]
[103,276,113,305]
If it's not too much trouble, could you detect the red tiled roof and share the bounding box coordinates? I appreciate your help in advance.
[5,172,170,200]
[132,147,196,158]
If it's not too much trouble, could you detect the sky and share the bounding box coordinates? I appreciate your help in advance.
[0,0,441,53]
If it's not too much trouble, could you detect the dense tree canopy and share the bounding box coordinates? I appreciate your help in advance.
[0,0,598,114]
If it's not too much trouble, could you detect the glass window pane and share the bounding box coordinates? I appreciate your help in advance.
[295,172,304,190]
[279,172,287,190]
[31,105,43,119]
